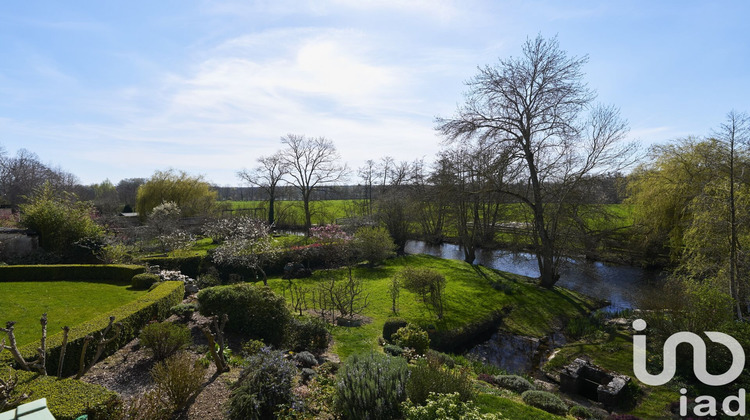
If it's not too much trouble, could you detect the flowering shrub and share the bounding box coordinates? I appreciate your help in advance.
[310,224,351,243]
[401,392,504,420]
[210,219,279,285]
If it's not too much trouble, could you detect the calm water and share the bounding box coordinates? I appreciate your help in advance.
[405,240,665,312]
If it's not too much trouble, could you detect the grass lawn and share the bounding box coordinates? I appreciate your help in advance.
[0,281,148,347]
[268,254,599,359]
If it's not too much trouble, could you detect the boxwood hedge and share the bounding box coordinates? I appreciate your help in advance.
[1,281,185,377]
[9,369,120,420]
[0,264,145,283]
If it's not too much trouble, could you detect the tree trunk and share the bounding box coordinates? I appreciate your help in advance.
[268,194,275,226]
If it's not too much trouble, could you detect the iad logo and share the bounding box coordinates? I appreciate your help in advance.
[632,319,747,417]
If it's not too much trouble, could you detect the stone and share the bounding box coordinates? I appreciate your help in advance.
[559,358,631,409]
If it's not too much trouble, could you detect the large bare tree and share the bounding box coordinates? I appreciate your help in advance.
[238,152,288,225]
[279,134,348,232]
[437,35,634,288]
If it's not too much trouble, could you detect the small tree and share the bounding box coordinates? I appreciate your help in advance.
[211,218,279,285]
[397,267,446,320]
[353,226,397,267]
[136,169,217,221]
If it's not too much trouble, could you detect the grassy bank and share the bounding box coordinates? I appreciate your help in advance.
[267,254,599,359]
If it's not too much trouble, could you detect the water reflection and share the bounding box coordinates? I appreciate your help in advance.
[405,240,665,312]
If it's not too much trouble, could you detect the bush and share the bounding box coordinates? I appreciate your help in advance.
[335,352,409,420]
[429,310,506,353]
[396,267,446,319]
[241,339,265,357]
[19,183,104,260]
[10,369,120,420]
[392,324,430,355]
[226,348,297,420]
[287,317,330,354]
[151,352,206,411]
[401,392,503,420]
[520,390,568,416]
[353,226,397,266]
[383,318,408,342]
[139,321,192,361]
[384,344,404,357]
[198,283,291,346]
[0,281,185,377]
[293,351,319,368]
[406,358,474,406]
[569,405,594,419]
[132,273,160,290]
[170,302,198,319]
[495,375,536,394]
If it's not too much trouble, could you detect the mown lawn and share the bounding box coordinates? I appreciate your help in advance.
[268,254,598,359]
[0,281,148,347]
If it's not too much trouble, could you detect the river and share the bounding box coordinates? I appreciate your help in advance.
[404,240,665,312]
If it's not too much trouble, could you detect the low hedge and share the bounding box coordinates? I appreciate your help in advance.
[0,264,146,283]
[141,255,206,278]
[1,281,185,377]
[10,369,120,420]
[429,309,507,353]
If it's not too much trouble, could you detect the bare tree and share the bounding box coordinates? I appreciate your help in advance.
[715,110,750,320]
[238,152,287,225]
[437,35,634,288]
[357,159,376,216]
[0,148,78,206]
[279,134,348,232]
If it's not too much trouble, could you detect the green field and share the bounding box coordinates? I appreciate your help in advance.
[225,199,358,226]
[0,281,148,347]
[268,254,598,359]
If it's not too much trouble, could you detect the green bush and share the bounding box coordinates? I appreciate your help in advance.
[569,405,594,419]
[10,369,120,420]
[241,339,266,357]
[392,324,430,355]
[429,310,505,353]
[132,273,160,290]
[402,392,503,420]
[197,283,291,346]
[151,352,206,411]
[520,390,568,416]
[287,317,331,354]
[19,183,104,259]
[1,281,185,377]
[335,352,409,420]
[353,226,397,266]
[406,358,474,406]
[139,321,192,361]
[383,318,408,342]
[495,375,536,394]
[0,264,145,283]
[226,348,297,420]
[384,344,404,357]
[170,302,198,319]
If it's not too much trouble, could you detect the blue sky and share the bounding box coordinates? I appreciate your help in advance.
[1,1,748,186]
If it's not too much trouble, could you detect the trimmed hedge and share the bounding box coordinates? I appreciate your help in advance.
[11,369,120,420]
[0,264,145,283]
[1,281,185,377]
[131,273,160,290]
[520,390,568,416]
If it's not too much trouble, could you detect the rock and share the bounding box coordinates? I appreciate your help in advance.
[559,358,631,409]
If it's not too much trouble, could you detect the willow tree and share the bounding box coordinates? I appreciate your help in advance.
[437,35,634,288]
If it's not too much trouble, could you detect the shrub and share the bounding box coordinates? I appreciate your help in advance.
[198,283,291,346]
[402,392,503,420]
[353,226,397,266]
[384,344,404,357]
[396,267,446,319]
[115,388,173,420]
[287,317,330,354]
[393,324,430,355]
[406,358,474,405]
[495,374,536,394]
[139,321,192,361]
[520,390,568,416]
[170,302,198,319]
[429,310,505,353]
[293,351,319,368]
[383,318,408,342]
[132,273,160,290]
[19,182,104,260]
[151,352,206,411]
[335,352,409,420]
[241,339,265,357]
[226,348,297,420]
[569,405,594,419]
